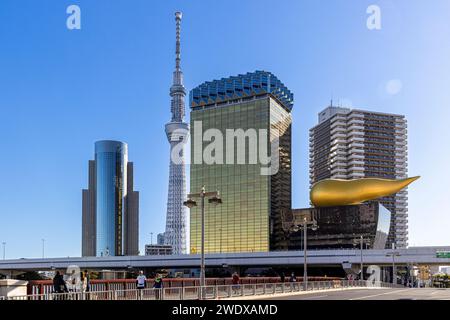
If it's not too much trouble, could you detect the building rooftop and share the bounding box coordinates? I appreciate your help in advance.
[189,70,294,111]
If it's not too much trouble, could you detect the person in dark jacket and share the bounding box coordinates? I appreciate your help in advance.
[289,272,297,290]
[53,271,68,299]
[153,274,163,289]
[153,274,163,300]
[289,272,296,282]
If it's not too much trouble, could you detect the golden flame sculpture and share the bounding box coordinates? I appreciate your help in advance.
[310,176,420,207]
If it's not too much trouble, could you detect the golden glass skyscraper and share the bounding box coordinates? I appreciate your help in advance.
[189,71,293,253]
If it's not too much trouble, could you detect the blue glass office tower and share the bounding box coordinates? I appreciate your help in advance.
[95,140,127,257]
[82,140,139,257]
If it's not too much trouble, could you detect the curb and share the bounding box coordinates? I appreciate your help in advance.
[218,286,384,300]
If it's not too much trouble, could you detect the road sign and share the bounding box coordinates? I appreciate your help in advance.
[436,251,450,258]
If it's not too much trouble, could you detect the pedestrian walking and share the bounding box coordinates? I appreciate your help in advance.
[136,271,147,300]
[153,273,163,300]
[232,272,240,294]
[82,270,91,300]
[289,272,297,290]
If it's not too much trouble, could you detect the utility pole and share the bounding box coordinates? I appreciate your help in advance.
[2,242,5,260]
[150,232,153,245]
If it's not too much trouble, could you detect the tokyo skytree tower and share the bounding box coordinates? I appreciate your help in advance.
[164,12,188,255]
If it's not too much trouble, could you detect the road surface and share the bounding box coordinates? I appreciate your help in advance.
[264,288,450,300]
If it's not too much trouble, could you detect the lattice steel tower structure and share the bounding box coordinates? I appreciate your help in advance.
[163,12,188,255]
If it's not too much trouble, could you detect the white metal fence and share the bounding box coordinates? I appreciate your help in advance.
[1,280,402,301]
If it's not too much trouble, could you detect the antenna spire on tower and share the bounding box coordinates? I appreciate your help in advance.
[175,12,182,71]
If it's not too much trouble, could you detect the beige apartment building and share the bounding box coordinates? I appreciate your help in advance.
[309,105,409,248]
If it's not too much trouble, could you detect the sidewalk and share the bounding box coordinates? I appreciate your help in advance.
[219,286,381,300]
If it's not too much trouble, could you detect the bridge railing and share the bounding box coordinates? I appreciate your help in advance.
[3,280,402,301]
[27,276,341,295]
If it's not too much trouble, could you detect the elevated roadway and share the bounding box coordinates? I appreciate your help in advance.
[1,247,449,274]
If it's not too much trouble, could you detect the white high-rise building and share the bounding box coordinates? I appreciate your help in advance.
[309,105,409,248]
[163,12,188,255]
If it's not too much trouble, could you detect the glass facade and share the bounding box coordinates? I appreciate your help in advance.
[95,140,128,257]
[269,99,292,251]
[287,202,391,250]
[190,71,294,111]
[373,204,391,249]
[190,95,292,254]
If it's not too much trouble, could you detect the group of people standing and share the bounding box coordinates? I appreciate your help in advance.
[136,271,164,300]
[52,269,163,299]
[52,270,91,299]
[135,271,163,289]
[279,272,298,283]
[52,270,303,299]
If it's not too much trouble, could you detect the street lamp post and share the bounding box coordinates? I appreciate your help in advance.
[2,242,5,260]
[150,232,153,245]
[353,236,370,280]
[292,216,318,291]
[41,239,45,259]
[183,186,222,299]
[303,218,307,289]
[360,237,363,280]
[386,244,401,285]
[408,262,416,287]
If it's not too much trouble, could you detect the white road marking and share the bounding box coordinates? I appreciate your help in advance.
[430,290,444,295]
[303,295,329,299]
[349,289,408,300]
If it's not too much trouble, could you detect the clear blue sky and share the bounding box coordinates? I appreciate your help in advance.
[1,0,449,258]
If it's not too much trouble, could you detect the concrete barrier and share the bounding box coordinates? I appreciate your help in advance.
[0,280,28,298]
